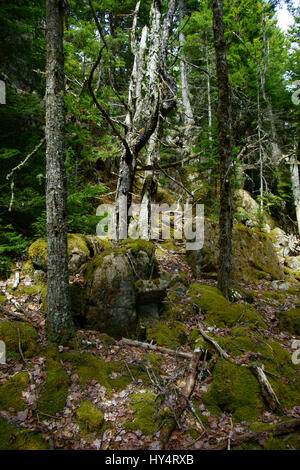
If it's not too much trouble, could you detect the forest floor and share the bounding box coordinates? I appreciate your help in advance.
[0,251,300,451]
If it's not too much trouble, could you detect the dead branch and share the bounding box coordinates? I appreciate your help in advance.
[208,418,300,450]
[197,325,231,360]
[120,338,192,359]
[160,351,205,448]
[251,364,281,412]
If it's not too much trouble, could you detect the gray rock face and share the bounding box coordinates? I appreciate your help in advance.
[85,252,137,338]
[83,240,165,339]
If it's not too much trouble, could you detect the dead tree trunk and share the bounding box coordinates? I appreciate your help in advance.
[45,0,74,344]
[212,0,233,300]
[138,0,177,239]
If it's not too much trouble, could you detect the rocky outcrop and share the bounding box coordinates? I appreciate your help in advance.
[83,240,165,339]
[28,234,112,275]
[187,220,284,282]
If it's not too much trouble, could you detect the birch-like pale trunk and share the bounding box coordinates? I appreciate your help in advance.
[179,0,194,153]
[45,0,74,344]
[290,156,300,236]
[138,0,176,239]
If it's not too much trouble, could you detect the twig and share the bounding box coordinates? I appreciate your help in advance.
[17,327,27,363]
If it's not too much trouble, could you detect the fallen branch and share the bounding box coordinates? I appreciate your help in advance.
[120,338,192,360]
[12,271,20,290]
[197,325,282,413]
[208,418,300,450]
[251,364,281,412]
[197,325,231,360]
[160,351,205,448]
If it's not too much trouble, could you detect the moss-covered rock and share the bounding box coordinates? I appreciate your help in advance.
[38,353,70,416]
[0,372,29,411]
[76,401,104,433]
[187,284,266,328]
[277,307,300,335]
[84,239,157,338]
[188,219,284,281]
[146,320,187,349]
[202,360,264,422]
[206,328,300,413]
[28,234,111,275]
[0,320,40,358]
[124,392,161,436]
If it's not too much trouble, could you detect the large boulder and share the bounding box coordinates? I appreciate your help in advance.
[28,234,111,275]
[235,189,275,230]
[83,239,162,339]
[187,220,284,282]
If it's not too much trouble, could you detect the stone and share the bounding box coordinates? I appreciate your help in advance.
[187,219,284,282]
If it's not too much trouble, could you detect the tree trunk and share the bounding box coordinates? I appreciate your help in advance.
[212,0,233,300]
[45,0,74,344]
[290,156,300,236]
[138,0,176,239]
[179,0,194,156]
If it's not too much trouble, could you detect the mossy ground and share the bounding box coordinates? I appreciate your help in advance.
[38,351,70,416]
[0,372,29,411]
[0,320,40,358]
[76,401,104,433]
[0,417,49,450]
[277,306,300,335]
[202,359,264,422]
[124,392,162,436]
[61,351,149,392]
[146,320,187,349]
[187,284,266,328]
[199,325,299,421]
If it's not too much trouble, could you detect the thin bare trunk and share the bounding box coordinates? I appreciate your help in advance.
[212,0,233,300]
[45,0,73,344]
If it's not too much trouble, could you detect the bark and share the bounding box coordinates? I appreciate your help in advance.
[178,0,194,155]
[289,156,300,236]
[212,0,233,300]
[138,0,177,239]
[120,337,193,359]
[113,1,161,240]
[45,0,74,344]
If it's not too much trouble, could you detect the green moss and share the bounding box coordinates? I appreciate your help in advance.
[28,238,48,269]
[61,351,148,392]
[119,238,155,258]
[38,354,70,416]
[263,291,286,302]
[143,353,163,368]
[97,333,116,346]
[14,284,44,296]
[8,431,49,450]
[76,401,104,433]
[22,260,34,276]
[249,422,275,432]
[277,307,300,335]
[146,321,187,349]
[0,372,29,411]
[216,329,300,411]
[124,392,161,436]
[202,360,264,422]
[0,418,18,449]
[0,320,40,358]
[187,284,266,328]
[0,292,7,306]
